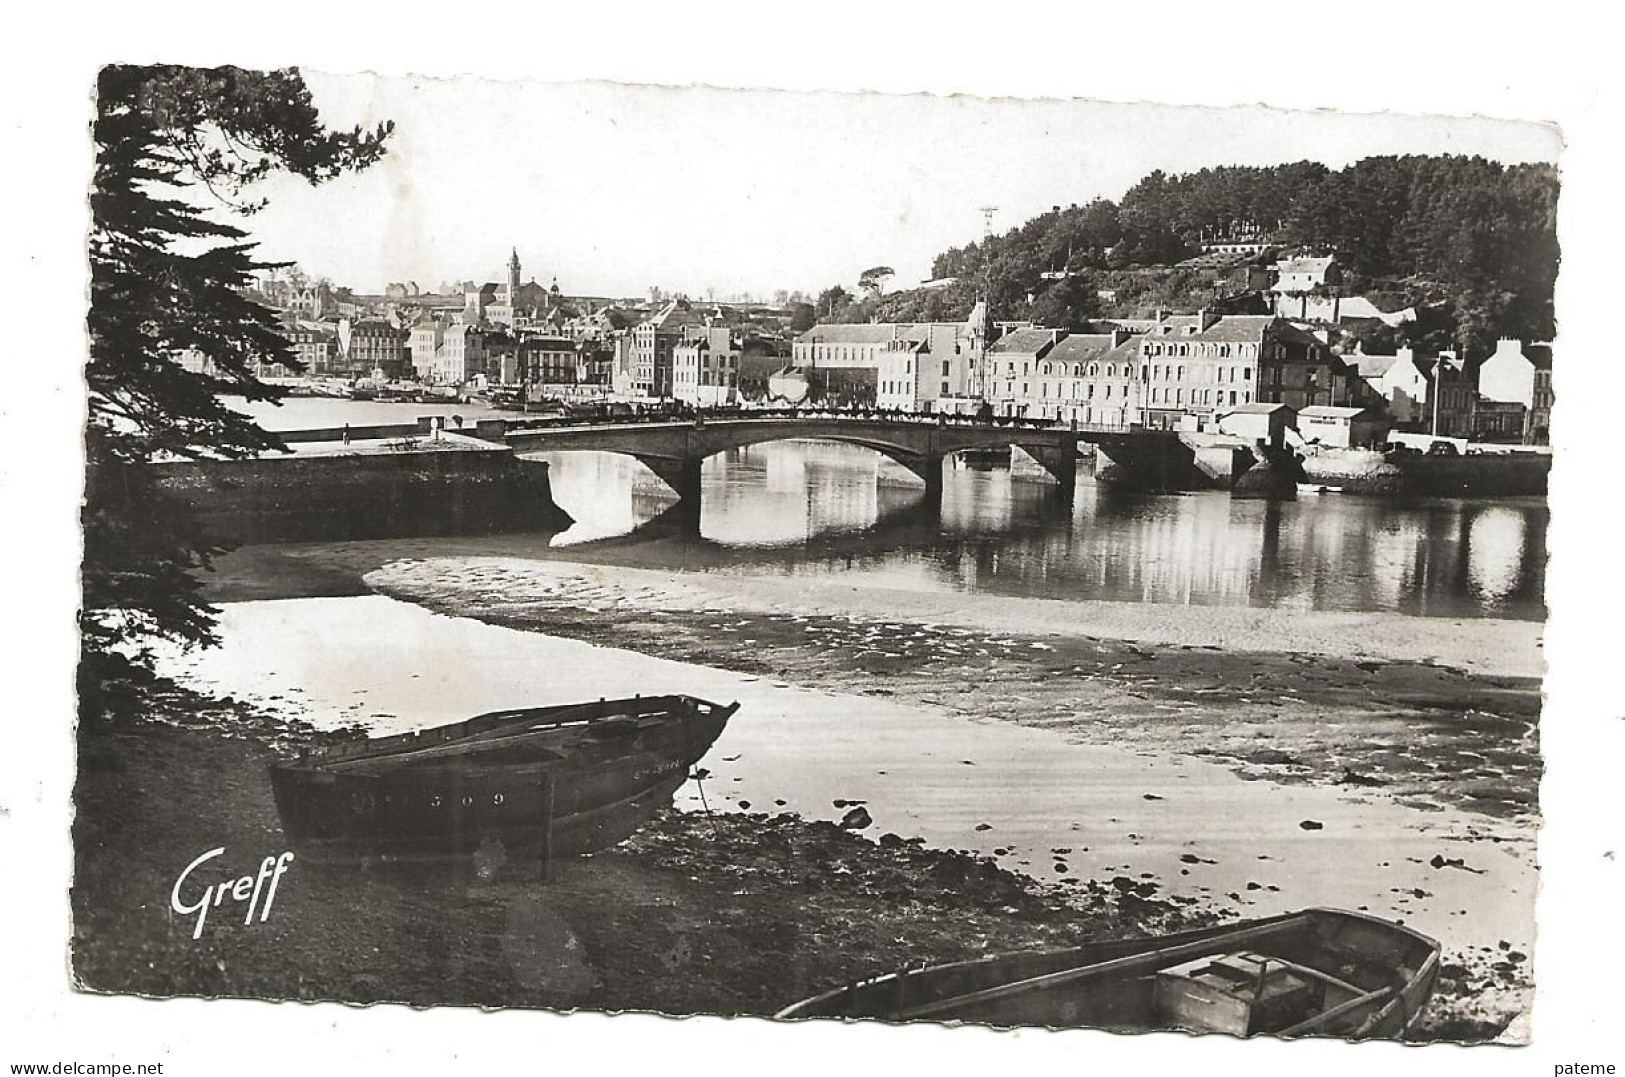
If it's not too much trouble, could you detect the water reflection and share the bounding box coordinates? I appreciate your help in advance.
[527,440,1546,621]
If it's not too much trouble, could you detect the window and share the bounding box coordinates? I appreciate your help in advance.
[941,380,950,396]
[1243,367,1251,380]
[942,360,951,376]
[1177,366,1185,380]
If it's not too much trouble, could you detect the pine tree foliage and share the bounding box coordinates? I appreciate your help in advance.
[83,65,392,715]
[898,155,1558,345]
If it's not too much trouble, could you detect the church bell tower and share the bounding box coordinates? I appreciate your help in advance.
[506,248,522,305]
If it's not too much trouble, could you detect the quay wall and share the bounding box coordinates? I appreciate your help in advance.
[154,445,572,544]
[1301,448,1550,496]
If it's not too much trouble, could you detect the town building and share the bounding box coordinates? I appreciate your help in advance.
[1353,346,1476,438]
[632,301,712,399]
[337,318,408,379]
[432,323,488,386]
[514,335,579,394]
[877,318,983,412]
[672,326,739,407]
[1423,353,1478,438]
[463,281,498,324]
[1270,255,1339,319]
[284,280,336,320]
[1217,402,1296,447]
[1136,313,1338,431]
[1476,338,1554,444]
[736,337,789,402]
[1298,405,1390,449]
[286,320,340,376]
[792,305,986,413]
[984,328,1063,417]
[983,328,1140,425]
[1351,347,1430,426]
[792,323,904,369]
[406,318,446,381]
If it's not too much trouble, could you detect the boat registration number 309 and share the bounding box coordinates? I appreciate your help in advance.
[630,758,683,783]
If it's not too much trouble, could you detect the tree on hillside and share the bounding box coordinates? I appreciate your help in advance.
[858,265,895,298]
[1028,273,1102,332]
[788,302,816,333]
[816,284,854,319]
[84,65,393,717]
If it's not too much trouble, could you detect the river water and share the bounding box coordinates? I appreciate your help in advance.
[236,397,1547,622]
[533,441,1546,621]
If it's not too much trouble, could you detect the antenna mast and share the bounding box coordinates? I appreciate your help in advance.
[971,205,999,399]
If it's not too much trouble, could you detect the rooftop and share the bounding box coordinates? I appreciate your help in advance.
[1187,315,1322,346]
[797,323,907,345]
[1300,405,1378,418]
[1049,333,1121,364]
[990,328,1063,354]
[1276,256,1336,274]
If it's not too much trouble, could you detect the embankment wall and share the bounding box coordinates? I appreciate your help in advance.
[155,446,572,543]
[1301,448,1550,496]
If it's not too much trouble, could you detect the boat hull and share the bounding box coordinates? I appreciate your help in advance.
[268,696,735,866]
[777,908,1440,1041]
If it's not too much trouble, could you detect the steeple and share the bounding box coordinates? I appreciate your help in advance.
[506,248,521,303]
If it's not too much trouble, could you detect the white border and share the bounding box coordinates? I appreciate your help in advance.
[4,4,1619,1074]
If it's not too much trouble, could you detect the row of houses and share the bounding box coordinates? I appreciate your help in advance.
[783,310,1553,447]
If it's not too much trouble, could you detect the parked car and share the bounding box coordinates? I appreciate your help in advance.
[1426,441,1461,457]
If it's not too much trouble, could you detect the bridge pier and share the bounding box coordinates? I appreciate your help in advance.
[1093,433,1199,492]
[1012,439,1079,501]
[890,450,945,505]
[635,454,705,535]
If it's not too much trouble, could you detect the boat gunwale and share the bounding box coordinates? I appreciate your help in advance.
[773,907,1440,1038]
[274,695,739,772]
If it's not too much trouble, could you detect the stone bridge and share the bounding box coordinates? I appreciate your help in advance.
[470,416,1197,527]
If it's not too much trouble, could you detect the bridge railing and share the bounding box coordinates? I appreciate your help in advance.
[495,406,1148,437]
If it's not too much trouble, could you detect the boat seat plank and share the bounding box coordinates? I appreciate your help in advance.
[1276,986,1393,1038]
[896,917,1305,1022]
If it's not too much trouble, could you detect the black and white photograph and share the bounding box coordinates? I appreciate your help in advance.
[5,11,1621,1076]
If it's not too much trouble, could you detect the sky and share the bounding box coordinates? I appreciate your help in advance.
[238,73,1564,301]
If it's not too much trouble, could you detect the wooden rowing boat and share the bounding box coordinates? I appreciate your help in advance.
[777,908,1440,1040]
[268,694,738,866]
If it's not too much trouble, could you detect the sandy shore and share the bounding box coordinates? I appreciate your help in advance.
[331,553,1540,823]
[204,533,1544,678]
